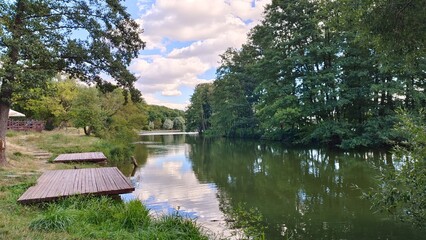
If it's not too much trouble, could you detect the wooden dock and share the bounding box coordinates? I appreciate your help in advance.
[53,152,107,163]
[18,167,134,204]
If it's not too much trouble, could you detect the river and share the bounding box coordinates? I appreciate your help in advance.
[119,134,425,239]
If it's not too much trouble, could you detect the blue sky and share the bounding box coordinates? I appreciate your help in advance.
[123,0,270,110]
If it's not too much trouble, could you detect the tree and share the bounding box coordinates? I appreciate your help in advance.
[23,77,79,129]
[70,87,103,136]
[185,83,213,133]
[0,0,145,165]
[211,47,260,138]
[173,116,185,131]
[162,118,173,130]
[356,0,426,60]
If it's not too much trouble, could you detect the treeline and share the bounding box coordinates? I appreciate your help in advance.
[12,77,185,136]
[186,0,425,149]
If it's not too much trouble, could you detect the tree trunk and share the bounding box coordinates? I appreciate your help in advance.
[83,126,92,136]
[0,104,10,166]
[0,0,24,166]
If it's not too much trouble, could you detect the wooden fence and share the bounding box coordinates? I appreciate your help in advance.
[7,120,45,132]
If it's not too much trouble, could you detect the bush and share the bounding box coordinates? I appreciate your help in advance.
[363,111,426,227]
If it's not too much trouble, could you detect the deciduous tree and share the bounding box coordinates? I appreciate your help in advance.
[0,0,145,165]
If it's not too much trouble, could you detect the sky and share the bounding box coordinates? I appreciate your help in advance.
[123,0,271,110]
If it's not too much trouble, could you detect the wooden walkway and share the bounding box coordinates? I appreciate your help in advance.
[18,167,134,204]
[53,152,107,163]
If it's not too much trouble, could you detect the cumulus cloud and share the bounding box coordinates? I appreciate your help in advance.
[141,93,190,110]
[130,56,212,99]
[132,0,270,109]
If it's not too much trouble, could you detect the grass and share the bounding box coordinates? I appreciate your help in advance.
[26,196,208,239]
[1,129,209,239]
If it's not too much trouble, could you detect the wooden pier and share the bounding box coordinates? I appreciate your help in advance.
[18,167,134,204]
[53,152,107,163]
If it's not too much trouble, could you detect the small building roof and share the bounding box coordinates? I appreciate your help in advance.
[9,109,25,117]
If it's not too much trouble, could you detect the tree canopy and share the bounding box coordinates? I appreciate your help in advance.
[186,0,426,149]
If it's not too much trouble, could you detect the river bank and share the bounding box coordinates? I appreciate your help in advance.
[0,129,209,239]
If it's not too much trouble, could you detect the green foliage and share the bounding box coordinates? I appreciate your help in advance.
[146,105,185,130]
[70,87,104,136]
[355,0,426,61]
[94,137,134,164]
[363,111,426,227]
[20,77,79,127]
[186,83,214,133]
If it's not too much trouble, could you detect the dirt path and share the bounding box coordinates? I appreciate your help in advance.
[3,133,55,178]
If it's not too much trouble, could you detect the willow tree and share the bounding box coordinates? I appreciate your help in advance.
[0,0,145,165]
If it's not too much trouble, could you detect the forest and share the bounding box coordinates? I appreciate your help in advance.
[11,77,185,135]
[186,0,425,149]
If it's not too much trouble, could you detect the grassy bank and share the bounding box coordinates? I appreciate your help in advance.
[0,129,209,239]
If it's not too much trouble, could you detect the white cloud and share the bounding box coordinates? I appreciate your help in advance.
[141,93,190,110]
[132,0,270,109]
[162,89,182,97]
[130,56,211,91]
[168,29,249,66]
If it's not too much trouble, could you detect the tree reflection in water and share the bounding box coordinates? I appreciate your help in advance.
[130,135,425,239]
[186,137,424,239]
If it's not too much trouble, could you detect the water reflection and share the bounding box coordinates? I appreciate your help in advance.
[131,136,236,238]
[128,135,425,239]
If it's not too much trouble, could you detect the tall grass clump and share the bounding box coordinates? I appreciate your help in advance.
[147,212,209,240]
[115,199,150,230]
[29,205,73,232]
[58,196,118,225]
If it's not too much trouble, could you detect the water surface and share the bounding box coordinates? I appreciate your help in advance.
[124,135,425,239]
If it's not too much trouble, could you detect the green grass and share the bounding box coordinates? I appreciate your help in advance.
[30,205,74,232]
[31,132,102,155]
[28,196,208,239]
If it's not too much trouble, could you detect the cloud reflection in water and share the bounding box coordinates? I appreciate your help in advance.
[131,143,234,237]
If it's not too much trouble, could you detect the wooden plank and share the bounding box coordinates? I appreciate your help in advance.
[53,152,107,163]
[40,170,63,199]
[110,167,132,189]
[100,168,116,192]
[18,167,133,204]
[45,170,67,199]
[95,167,108,192]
